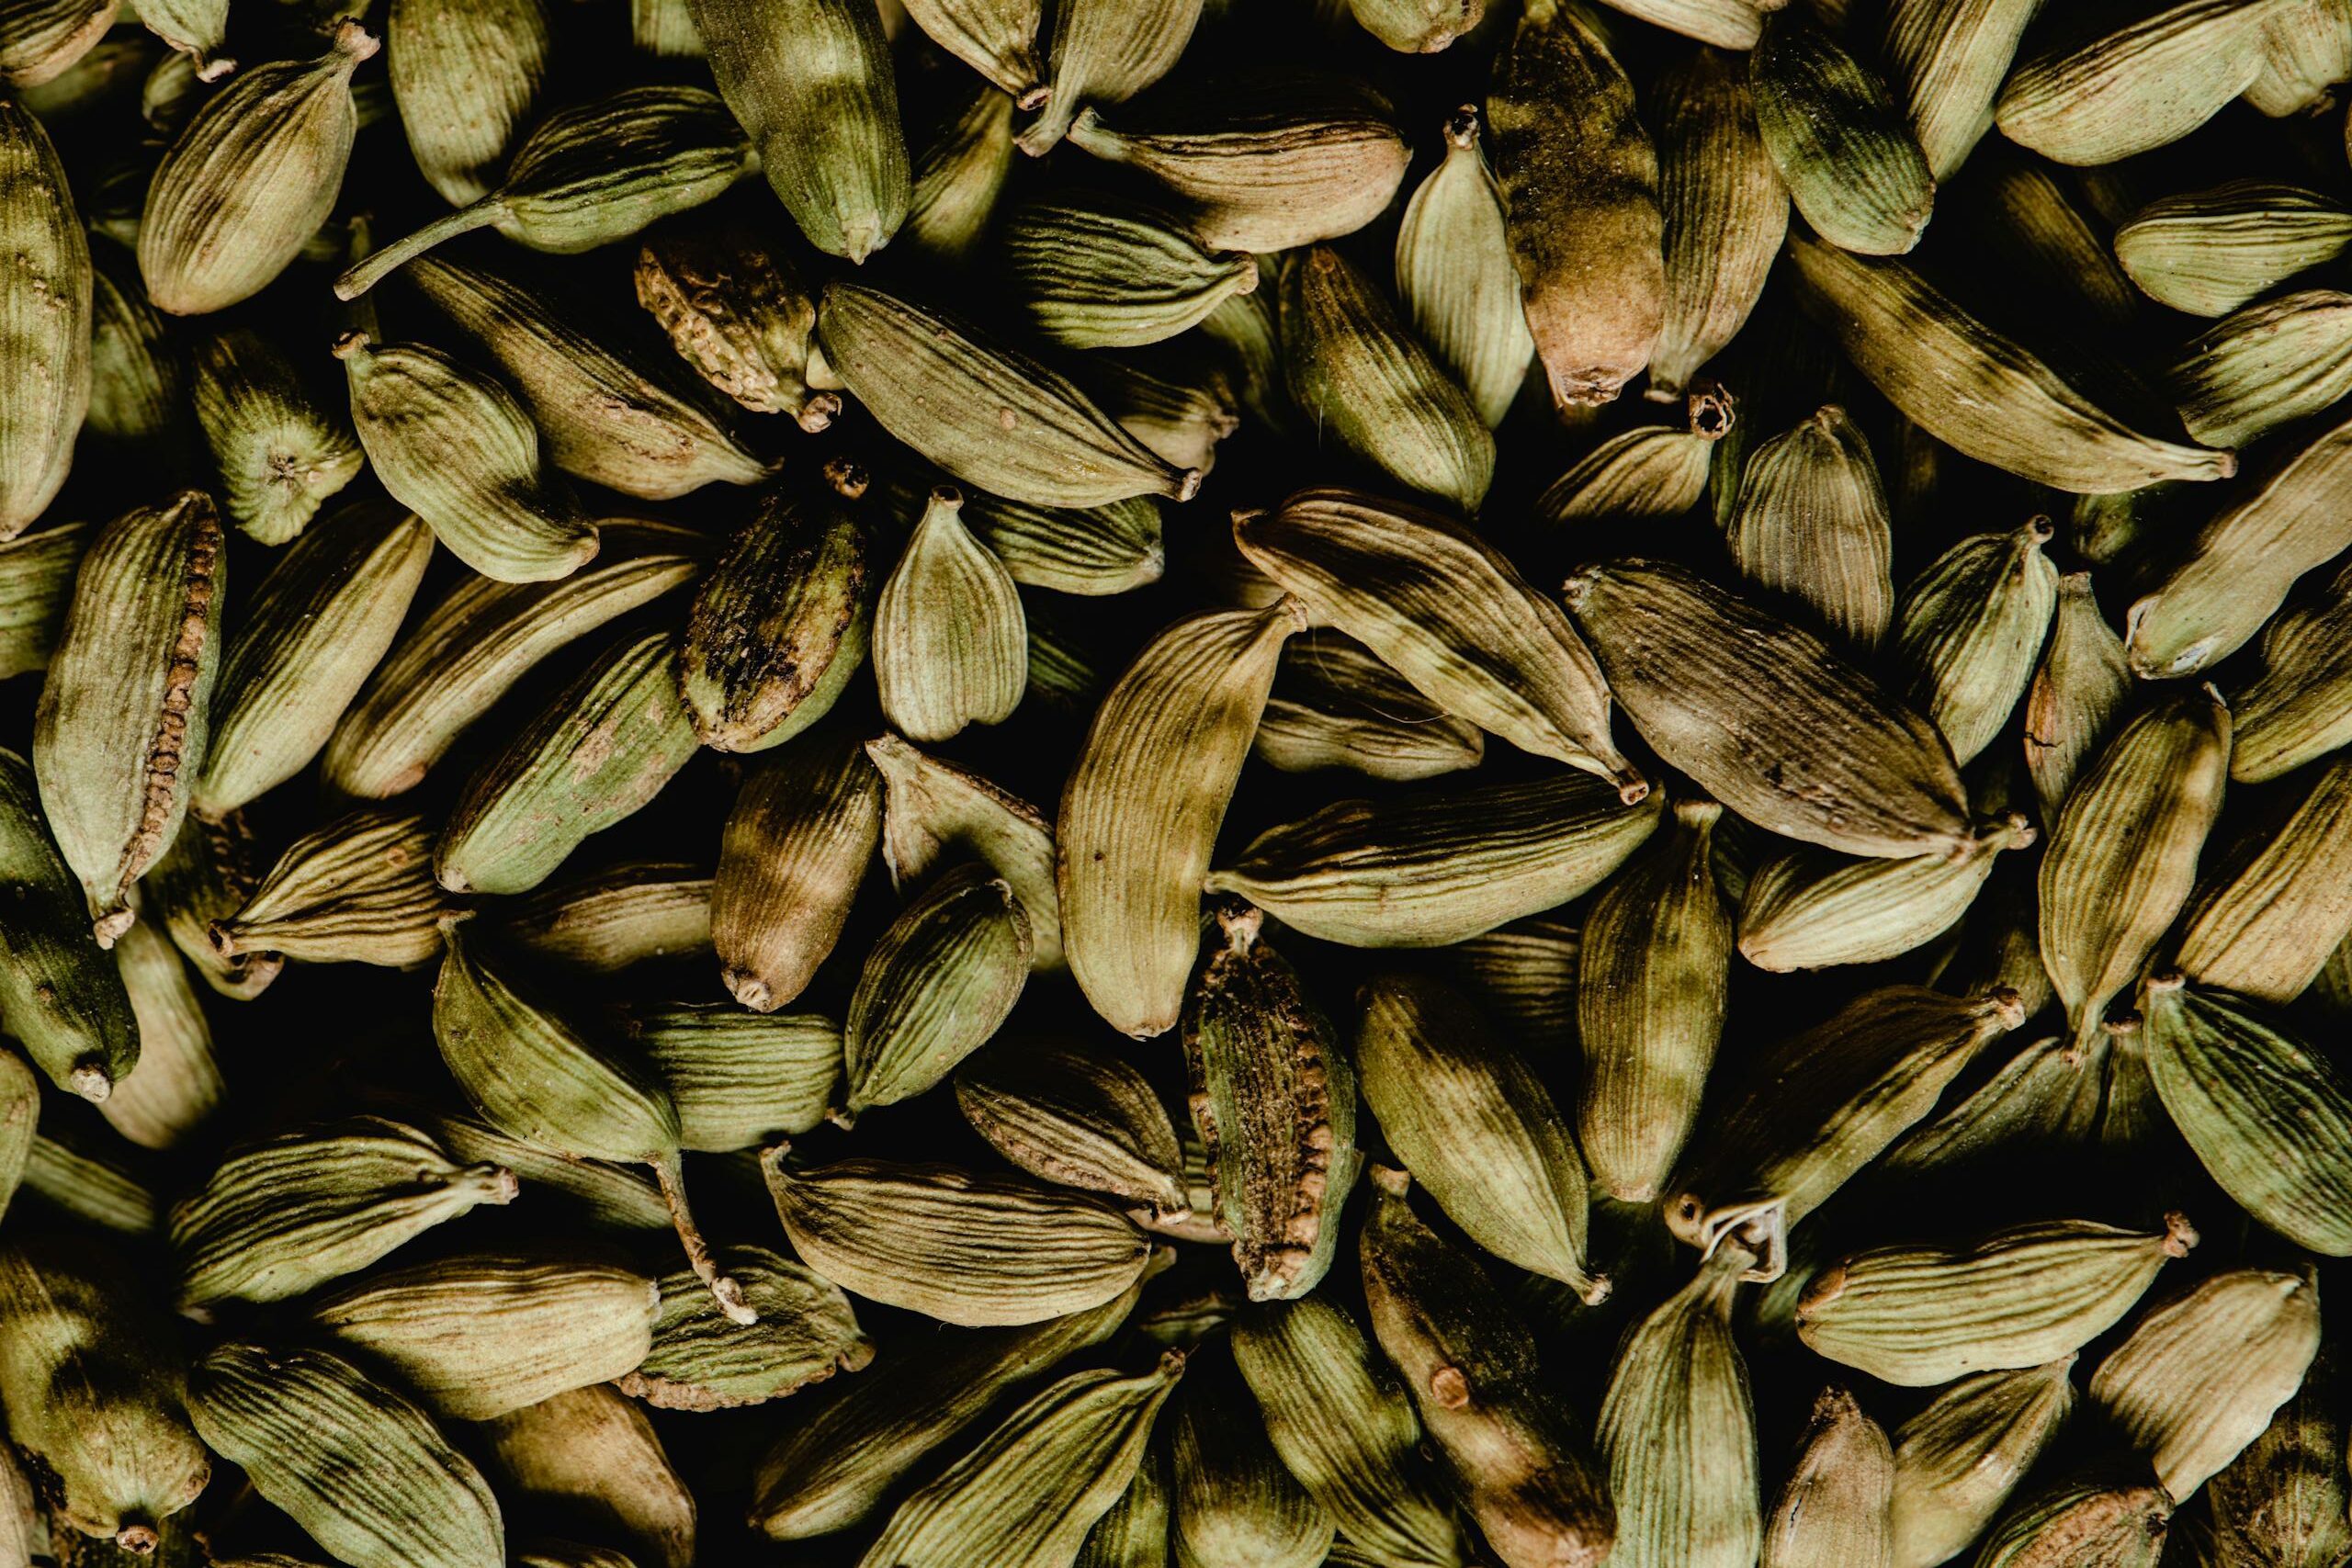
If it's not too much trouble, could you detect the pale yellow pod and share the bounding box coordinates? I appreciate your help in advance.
[1395,107,1533,428]
[1996,0,2276,165]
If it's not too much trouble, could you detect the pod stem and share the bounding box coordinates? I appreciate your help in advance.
[651,1154,757,1326]
[334,201,507,300]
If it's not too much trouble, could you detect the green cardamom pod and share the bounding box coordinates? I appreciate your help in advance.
[2114,180,2352,317]
[616,1245,871,1411]
[634,219,836,428]
[0,748,133,1099]
[1254,632,1485,783]
[1536,389,1734,523]
[900,73,1016,266]
[1740,812,2035,972]
[100,914,220,1150]
[1169,1337,1332,1568]
[1394,107,1532,428]
[2173,757,2352,1002]
[2204,1343,2352,1568]
[479,1385,694,1568]
[842,861,1030,1118]
[1888,1357,2075,1568]
[1882,0,2044,179]
[2173,288,2352,449]
[210,808,445,967]
[898,0,1037,96]
[1018,0,1203,152]
[0,0,118,87]
[23,1108,156,1237]
[711,729,880,1010]
[143,807,279,998]
[875,485,1027,741]
[2233,558,2352,783]
[1995,0,2275,164]
[386,0,549,204]
[1887,515,2059,765]
[0,520,85,682]
[190,326,362,546]
[1724,404,1896,648]
[617,1000,837,1152]
[1753,11,1935,254]
[1077,1438,1169,1568]
[1654,51,1785,397]
[498,861,709,975]
[2022,570,2131,823]
[868,732,1061,971]
[1002,189,1256,351]
[0,93,87,540]
[420,1106,670,1236]
[1762,1387,1894,1568]
[955,1038,1187,1218]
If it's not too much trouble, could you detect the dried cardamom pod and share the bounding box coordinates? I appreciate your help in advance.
[617,1246,871,1410]
[956,1039,1186,1218]
[23,1111,156,1237]
[1447,914,1580,1055]
[0,747,135,1098]
[2173,289,2352,449]
[2173,758,2352,1002]
[857,1355,1184,1568]
[340,86,754,298]
[1882,0,2045,178]
[1063,72,1410,253]
[138,22,376,313]
[2233,558,2352,783]
[1394,107,1532,428]
[874,486,1026,741]
[1724,405,1896,647]
[1059,598,1301,1036]
[1182,905,1361,1302]
[748,1282,1141,1540]
[420,1107,670,1236]
[1076,340,1239,479]
[2114,180,2352,317]
[193,501,435,818]
[1667,986,2026,1280]
[133,0,225,79]
[170,1116,517,1308]
[2131,412,2352,680]
[818,282,1197,507]
[1578,797,1733,1201]
[499,862,710,974]
[303,1252,659,1422]
[1489,0,1660,407]
[438,626,696,896]
[1887,515,2059,764]
[1077,1441,1168,1568]
[867,733,1060,970]
[1279,244,1494,513]
[1740,813,2035,971]
[1888,1357,2075,1568]
[1796,1213,2197,1386]
[190,1343,503,1568]
[1652,51,1784,397]
[1345,0,1480,56]
[842,862,1029,1117]
[711,731,879,1010]
[479,1385,694,1568]
[2090,1268,2320,1501]
[882,471,1160,599]
[1229,1297,1466,1568]
[1236,487,1640,792]
[322,520,702,798]
[338,331,596,583]
[1536,389,1734,522]
[764,1154,1154,1325]
[144,807,279,998]
[0,520,85,683]
[190,327,362,546]
[897,0,1037,96]
[33,489,221,944]
[2245,0,2352,112]
[434,919,752,1323]
[1565,558,1970,858]
[616,1001,837,1153]
[0,93,86,541]
[2039,685,2230,1053]
[1207,772,1661,948]
[1598,1246,1761,1568]
[635,220,834,428]
[2205,1344,2352,1568]
[1001,190,1256,351]
[2023,570,2131,823]
[688,0,906,260]
[1169,1337,1333,1568]
[1254,633,1484,783]
[402,254,769,498]
[1752,11,1935,255]
[1359,1168,1616,1568]
[211,808,444,967]
[1995,0,2275,165]
[386,0,548,204]
[1762,1388,1894,1568]
[0,0,117,87]
[1787,235,2234,491]
[100,914,220,1150]
[901,74,1016,266]
[2142,974,2352,1255]
[1968,1469,2169,1568]
[0,1235,208,1552]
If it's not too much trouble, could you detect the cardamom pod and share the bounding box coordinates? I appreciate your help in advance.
[1394,107,1532,428]
[635,219,834,428]
[1279,244,1495,513]
[1787,234,2235,491]
[1535,389,1734,522]
[190,327,363,546]
[303,1251,659,1421]
[1359,1168,1616,1568]
[1968,1470,2169,1568]
[2090,1267,2320,1500]
[1740,813,2034,971]
[386,0,549,204]
[1073,339,1240,479]
[1236,487,1640,791]
[763,1154,1154,1325]
[1724,405,1896,647]
[499,861,710,974]
[23,1111,156,1237]
[0,92,86,541]
[421,1106,670,1236]
[1206,772,1662,947]
[1060,598,1302,1036]
[0,0,116,87]
[2039,685,2230,1052]
[617,1245,871,1410]
[138,22,376,313]
[338,85,754,298]
[1564,558,1971,857]
[478,1385,694,1568]
[99,913,220,1150]
[1169,1337,1333,1568]
[955,1038,1187,1217]
[897,0,1037,96]
[2022,570,2131,822]
[1882,0,2045,178]
[616,1000,837,1152]
[2173,758,2352,1002]
[1667,986,2026,1280]
[437,626,696,896]
[874,485,1026,740]
[1181,904,1362,1302]
[2114,180,2352,316]
[2173,289,2352,448]
[143,808,278,998]
[1077,1441,1168,1568]
[688,0,908,261]
[1752,11,1936,255]
[134,0,225,80]
[901,74,1016,265]
[337,330,597,582]
[1995,0,2275,164]
[192,500,434,818]
[1887,515,2059,764]
[1345,0,1480,55]
[189,1343,503,1568]
[0,519,85,682]
[1488,0,1661,407]
[33,488,222,943]
[842,862,1029,1117]
[0,747,135,1098]
[868,732,1061,971]
[1449,914,1579,1055]
[1762,1387,1894,1568]
[1001,189,1256,350]
[170,1115,517,1308]
[711,730,880,1010]
[2205,1344,2352,1568]
[1888,1357,2075,1568]
[2233,558,2352,783]
[1254,633,1485,783]
[1796,1213,2197,1386]
[211,808,445,966]
[1956,155,2141,329]
[1653,51,1785,397]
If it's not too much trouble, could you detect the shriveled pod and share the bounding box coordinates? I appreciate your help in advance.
[635,220,836,429]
